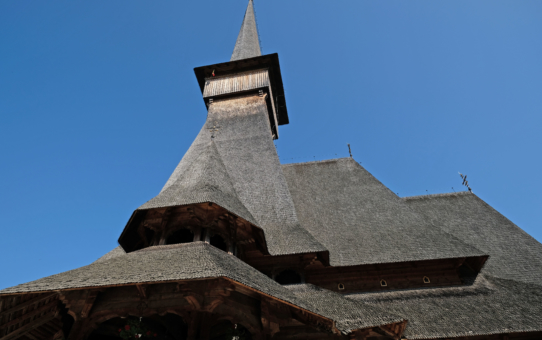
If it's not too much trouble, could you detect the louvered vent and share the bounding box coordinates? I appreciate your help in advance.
[203,69,270,98]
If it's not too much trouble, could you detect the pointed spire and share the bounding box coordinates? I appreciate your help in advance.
[231,0,262,61]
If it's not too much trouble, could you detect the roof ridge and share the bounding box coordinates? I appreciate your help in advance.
[403,191,473,200]
[281,157,352,167]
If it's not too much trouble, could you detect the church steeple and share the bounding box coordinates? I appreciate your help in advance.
[231,0,262,61]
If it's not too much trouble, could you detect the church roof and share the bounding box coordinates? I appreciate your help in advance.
[230,0,261,61]
[2,3,541,340]
[286,284,405,333]
[138,141,257,225]
[0,242,402,334]
[152,95,327,256]
[350,274,542,339]
[283,158,487,267]
[405,192,542,286]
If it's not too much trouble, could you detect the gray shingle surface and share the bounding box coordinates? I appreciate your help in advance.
[286,284,405,333]
[282,158,486,266]
[152,95,326,256]
[349,274,542,339]
[231,0,261,61]
[0,242,396,334]
[405,192,542,286]
[94,246,126,263]
[139,141,257,225]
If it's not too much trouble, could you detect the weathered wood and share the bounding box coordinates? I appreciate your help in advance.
[0,294,57,319]
[0,312,57,340]
[0,300,58,329]
[24,332,40,340]
[348,329,369,340]
[80,290,100,319]
[136,284,148,299]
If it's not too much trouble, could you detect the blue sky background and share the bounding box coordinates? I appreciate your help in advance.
[1,0,541,290]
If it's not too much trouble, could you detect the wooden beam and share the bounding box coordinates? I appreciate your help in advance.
[49,329,64,340]
[348,329,370,340]
[80,291,100,319]
[136,284,148,299]
[24,332,39,340]
[0,312,57,340]
[1,300,58,329]
[0,294,57,319]
[374,325,400,340]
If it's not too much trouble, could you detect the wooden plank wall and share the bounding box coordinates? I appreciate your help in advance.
[203,69,269,98]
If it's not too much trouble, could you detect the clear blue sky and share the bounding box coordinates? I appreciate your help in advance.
[1,1,541,290]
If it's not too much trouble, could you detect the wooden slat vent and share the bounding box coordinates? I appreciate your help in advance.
[203,69,269,98]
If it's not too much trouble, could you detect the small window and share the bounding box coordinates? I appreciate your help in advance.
[275,270,302,285]
[423,276,430,284]
[380,279,387,287]
[210,234,228,252]
[337,283,345,291]
[166,229,194,245]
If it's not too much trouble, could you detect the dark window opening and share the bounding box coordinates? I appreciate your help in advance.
[144,228,155,247]
[275,269,302,285]
[166,229,194,245]
[210,234,228,252]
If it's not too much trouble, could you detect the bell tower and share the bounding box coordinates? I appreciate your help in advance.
[118,0,325,260]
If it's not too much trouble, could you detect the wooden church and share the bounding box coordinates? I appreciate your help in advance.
[1,1,541,339]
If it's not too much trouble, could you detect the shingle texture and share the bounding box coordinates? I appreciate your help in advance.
[286,284,405,332]
[94,246,126,263]
[0,242,396,334]
[155,95,326,256]
[282,158,486,266]
[230,0,261,61]
[405,192,542,286]
[349,274,542,339]
[139,141,256,225]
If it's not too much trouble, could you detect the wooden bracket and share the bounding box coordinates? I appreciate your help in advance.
[80,290,100,319]
[349,329,370,340]
[136,284,148,299]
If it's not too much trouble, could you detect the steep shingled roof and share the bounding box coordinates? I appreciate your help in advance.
[0,242,399,334]
[139,141,256,225]
[349,274,542,339]
[286,284,405,333]
[282,158,487,266]
[154,95,326,256]
[405,192,542,286]
[231,0,261,61]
